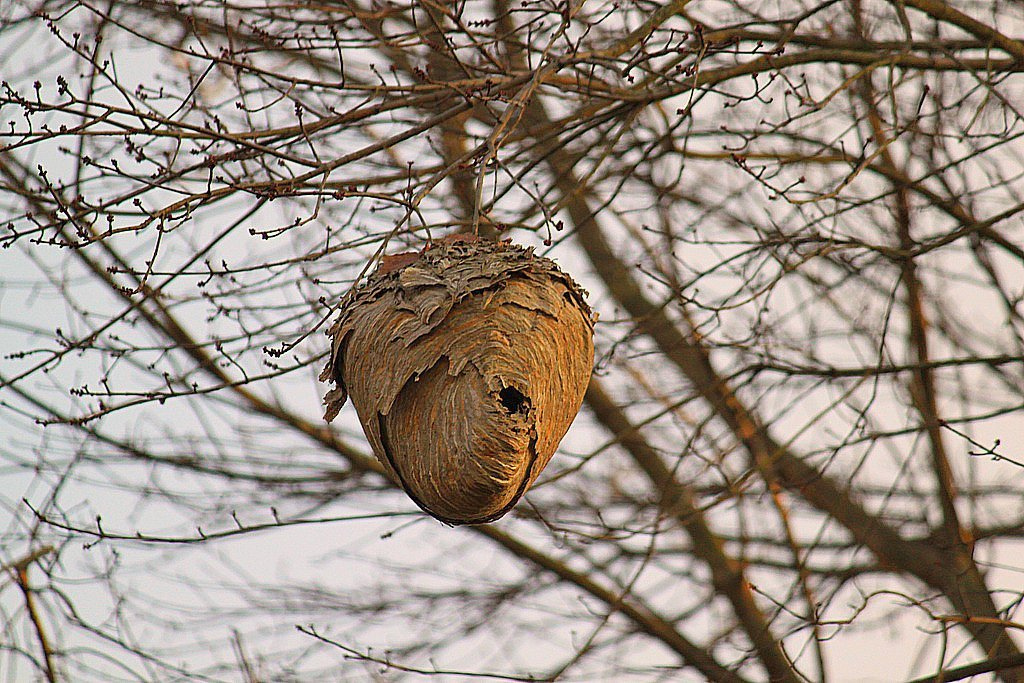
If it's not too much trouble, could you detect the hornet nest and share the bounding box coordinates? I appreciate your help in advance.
[320,236,595,524]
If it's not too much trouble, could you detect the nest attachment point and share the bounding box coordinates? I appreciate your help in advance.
[320,237,595,525]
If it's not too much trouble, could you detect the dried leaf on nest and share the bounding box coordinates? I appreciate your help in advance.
[320,237,595,525]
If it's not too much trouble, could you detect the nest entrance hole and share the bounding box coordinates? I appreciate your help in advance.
[499,387,529,415]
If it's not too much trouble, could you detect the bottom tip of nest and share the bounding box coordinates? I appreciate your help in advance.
[376,411,539,525]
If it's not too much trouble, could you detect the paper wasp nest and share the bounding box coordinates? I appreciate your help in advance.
[321,237,595,524]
